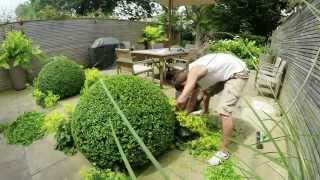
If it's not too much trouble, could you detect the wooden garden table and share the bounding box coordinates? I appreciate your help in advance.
[131,48,189,88]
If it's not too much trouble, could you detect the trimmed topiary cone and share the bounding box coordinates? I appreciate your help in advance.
[36,56,85,99]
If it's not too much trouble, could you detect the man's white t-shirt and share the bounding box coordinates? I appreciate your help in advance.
[189,53,248,90]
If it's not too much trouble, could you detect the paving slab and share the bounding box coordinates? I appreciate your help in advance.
[25,135,67,175]
[0,135,26,164]
[138,150,207,180]
[234,96,287,180]
[32,154,90,180]
[0,87,40,123]
[0,135,31,180]
[0,159,32,180]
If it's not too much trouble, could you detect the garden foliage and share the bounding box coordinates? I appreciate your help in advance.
[35,55,85,99]
[72,75,175,169]
[55,120,77,155]
[176,112,221,159]
[0,123,9,134]
[43,110,66,133]
[173,100,240,179]
[16,0,153,20]
[80,167,128,180]
[205,160,242,180]
[176,112,208,136]
[140,25,168,47]
[209,38,265,70]
[33,89,60,108]
[180,114,240,179]
[0,31,43,69]
[47,103,77,155]
[4,112,45,145]
[82,68,103,94]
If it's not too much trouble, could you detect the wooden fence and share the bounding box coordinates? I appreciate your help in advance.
[0,19,147,91]
[271,1,320,178]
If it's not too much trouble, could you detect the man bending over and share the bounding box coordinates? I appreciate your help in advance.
[175,53,249,166]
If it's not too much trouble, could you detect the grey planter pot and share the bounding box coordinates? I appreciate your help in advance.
[9,66,27,91]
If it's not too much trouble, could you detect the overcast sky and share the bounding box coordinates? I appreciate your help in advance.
[0,0,28,21]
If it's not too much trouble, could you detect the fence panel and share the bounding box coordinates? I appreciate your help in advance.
[271,1,320,178]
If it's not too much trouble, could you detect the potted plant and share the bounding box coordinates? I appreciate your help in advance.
[0,31,43,90]
[139,25,168,49]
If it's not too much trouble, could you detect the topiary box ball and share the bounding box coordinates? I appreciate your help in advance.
[36,57,85,99]
[72,75,175,169]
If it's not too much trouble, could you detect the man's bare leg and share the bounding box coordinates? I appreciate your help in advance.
[220,114,233,152]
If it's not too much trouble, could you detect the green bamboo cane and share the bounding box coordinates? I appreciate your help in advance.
[109,119,137,180]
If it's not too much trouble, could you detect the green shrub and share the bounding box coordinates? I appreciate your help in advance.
[142,25,168,44]
[33,89,60,108]
[205,160,242,180]
[209,38,265,70]
[54,103,77,155]
[35,55,85,99]
[55,120,77,155]
[72,75,175,169]
[240,34,267,46]
[139,25,168,48]
[187,133,221,159]
[176,112,208,136]
[82,68,103,94]
[80,167,128,180]
[62,103,74,117]
[5,112,45,145]
[43,111,66,133]
[44,91,60,108]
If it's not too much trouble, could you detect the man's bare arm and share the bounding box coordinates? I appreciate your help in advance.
[203,91,210,114]
[176,66,208,108]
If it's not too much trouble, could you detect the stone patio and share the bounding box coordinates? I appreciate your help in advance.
[0,69,287,180]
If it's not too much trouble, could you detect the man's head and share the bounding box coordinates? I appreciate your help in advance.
[174,70,188,92]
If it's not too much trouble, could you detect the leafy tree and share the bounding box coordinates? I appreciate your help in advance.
[184,5,216,47]
[206,0,289,36]
[113,1,161,20]
[171,0,288,46]
[16,1,71,20]
[16,0,155,20]
[15,2,38,21]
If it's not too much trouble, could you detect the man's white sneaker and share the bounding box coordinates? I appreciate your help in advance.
[190,110,202,116]
[207,151,230,166]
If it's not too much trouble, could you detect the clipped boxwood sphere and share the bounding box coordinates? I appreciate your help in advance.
[36,56,85,99]
[72,75,175,168]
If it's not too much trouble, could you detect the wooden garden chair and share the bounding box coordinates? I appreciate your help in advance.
[167,43,210,71]
[255,56,282,83]
[167,48,200,71]
[116,49,155,78]
[256,60,287,97]
[258,57,282,75]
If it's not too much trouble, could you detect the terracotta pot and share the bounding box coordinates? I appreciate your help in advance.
[9,66,27,91]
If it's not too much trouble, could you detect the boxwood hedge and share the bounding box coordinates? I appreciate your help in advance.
[71,75,175,169]
[35,56,85,99]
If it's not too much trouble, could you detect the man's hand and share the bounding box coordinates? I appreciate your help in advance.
[176,66,208,111]
[176,95,188,111]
